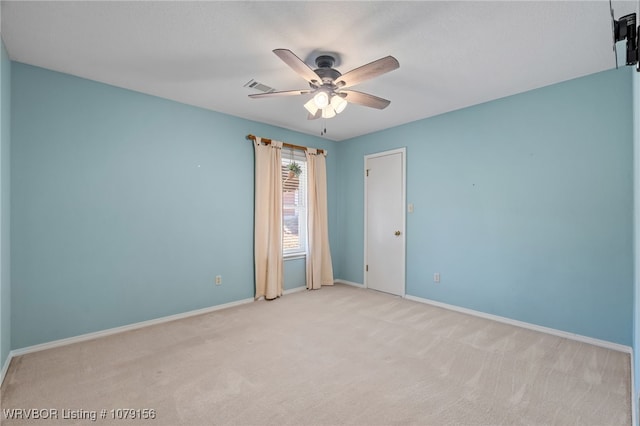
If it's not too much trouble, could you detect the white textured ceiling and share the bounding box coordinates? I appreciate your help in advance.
[1,1,637,141]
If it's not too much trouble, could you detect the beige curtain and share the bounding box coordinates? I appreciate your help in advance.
[253,137,283,300]
[306,148,334,289]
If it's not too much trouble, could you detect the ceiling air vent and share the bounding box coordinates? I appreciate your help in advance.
[244,79,275,93]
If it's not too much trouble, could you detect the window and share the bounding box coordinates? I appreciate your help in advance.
[282,148,307,257]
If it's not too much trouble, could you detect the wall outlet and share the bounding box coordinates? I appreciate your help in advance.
[433,273,440,283]
[215,275,222,285]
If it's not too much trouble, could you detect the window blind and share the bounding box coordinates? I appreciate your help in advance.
[281,147,307,256]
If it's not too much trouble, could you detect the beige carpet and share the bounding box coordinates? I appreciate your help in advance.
[0,284,631,425]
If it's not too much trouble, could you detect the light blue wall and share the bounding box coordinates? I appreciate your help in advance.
[336,68,633,345]
[284,257,306,290]
[7,60,635,350]
[0,41,11,369]
[10,62,335,349]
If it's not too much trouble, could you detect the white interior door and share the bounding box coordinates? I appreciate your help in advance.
[365,148,406,296]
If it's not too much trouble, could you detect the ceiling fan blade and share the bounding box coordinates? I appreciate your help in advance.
[249,89,312,99]
[273,49,320,85]
[335,56,399,88]
[341,90,391,109]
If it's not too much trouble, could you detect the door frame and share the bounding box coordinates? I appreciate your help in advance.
[363,147,407,296]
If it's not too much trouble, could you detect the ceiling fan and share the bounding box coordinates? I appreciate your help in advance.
[249,49,399,120]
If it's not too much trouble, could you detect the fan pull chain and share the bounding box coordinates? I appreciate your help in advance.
[320,119,327,136]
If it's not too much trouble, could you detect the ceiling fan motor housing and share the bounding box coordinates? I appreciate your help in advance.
[314,55,341,84]
[315,55,335,68]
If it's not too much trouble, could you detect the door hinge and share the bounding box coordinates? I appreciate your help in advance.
[366,265,368,272]
[366,169,370,177]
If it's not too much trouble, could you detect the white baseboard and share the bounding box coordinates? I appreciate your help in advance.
[403,294,632,354]
[284,286,306,295]
[255,287,306,301]
[1,350,12,386]
[334,279,365,288]
[8,297,254,361]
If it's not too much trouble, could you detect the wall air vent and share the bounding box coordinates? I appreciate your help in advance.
[244,79,275,93]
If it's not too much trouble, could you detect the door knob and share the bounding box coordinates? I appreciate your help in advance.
[394,230,401,236]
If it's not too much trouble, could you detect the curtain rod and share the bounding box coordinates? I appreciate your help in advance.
[246,134,325,155]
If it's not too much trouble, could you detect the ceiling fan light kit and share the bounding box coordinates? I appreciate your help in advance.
[249,49,399,121]
[331,94,348,114]
[313,90,330,108]
[321,105,336,119]
[303,98,319,115]
[302,92,345,118]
